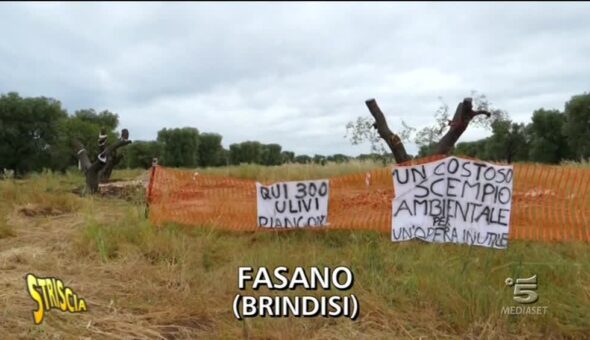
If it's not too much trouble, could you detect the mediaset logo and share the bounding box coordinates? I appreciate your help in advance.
[501,274,548,315]
[25,273,88,325]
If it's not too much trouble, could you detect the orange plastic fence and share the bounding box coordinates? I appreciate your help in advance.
[147,156,590,242]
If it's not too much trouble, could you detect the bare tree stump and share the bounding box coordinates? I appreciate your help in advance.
[73,129,131,194]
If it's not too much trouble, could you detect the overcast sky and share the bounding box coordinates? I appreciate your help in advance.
[1,2,589,156]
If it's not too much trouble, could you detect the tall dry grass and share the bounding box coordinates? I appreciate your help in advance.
[178,159,387,181]
[0,164,589,338]
[561,158,590,168]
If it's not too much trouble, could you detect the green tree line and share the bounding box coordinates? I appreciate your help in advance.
[0,92,122,176]
[452,93,590,164]
[1,91,588,176]
[0,92,356,175]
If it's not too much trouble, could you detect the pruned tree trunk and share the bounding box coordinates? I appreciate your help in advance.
[365,99,412,163]
[99,151,123,183]
[97,128,126,183]
[73,129,131,194]
[434,98,491,155]
[365,98,490,163]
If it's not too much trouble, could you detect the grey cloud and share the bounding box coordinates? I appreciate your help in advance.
[1,2,589,156]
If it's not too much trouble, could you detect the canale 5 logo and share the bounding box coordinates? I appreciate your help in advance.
[505,274,538,304]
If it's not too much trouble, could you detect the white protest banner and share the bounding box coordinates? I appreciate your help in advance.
[256,179,330,228]
[391,156,514,249]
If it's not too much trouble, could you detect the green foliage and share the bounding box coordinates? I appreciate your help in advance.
[326,153,350,163]
[345,116,387,155]
[198,133,224,167]
[485,120,529,163]
[417,142,437,158]
[281,151,295,164]
[0,90,314,171]
[564,93,590,161]
[0,92,68,175]
[260,143,282,166]
[229,141,262,165]
[61,111,119,160]
[157,127,200,167]
[121,141,164,169]
[312,154,327,165]
[528,109,569,164]
[0,92,125,175]
[230,141,286,166]
[74,109,119,131]
[238,141,262,164]
[217,148,230,166]
[294,155,312,164]
[454,140,488,158]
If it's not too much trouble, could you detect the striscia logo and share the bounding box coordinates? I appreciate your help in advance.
[25,273,88,325]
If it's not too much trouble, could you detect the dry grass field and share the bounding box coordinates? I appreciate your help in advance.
[0,162,589,339]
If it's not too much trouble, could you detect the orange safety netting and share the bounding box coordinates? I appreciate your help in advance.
[146,155,590,242]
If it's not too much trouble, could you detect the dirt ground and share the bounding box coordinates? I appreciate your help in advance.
[0,197,215,339]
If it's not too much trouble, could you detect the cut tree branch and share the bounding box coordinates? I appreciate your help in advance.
[365,99,411,164]
[72,139,92,172]
[434,98,490,155]
[99,152,124,183]
[365,97,491,163]
[97,128,130,183]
